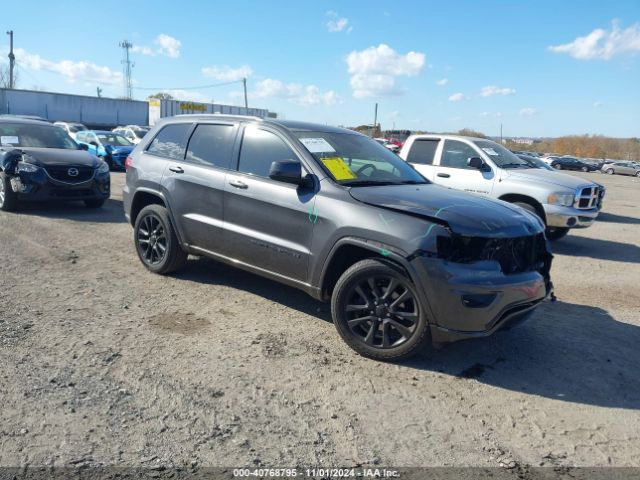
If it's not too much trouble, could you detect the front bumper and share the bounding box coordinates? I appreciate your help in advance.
[544,204,599,228]
[412,256,550,344]
[11,168,110,202]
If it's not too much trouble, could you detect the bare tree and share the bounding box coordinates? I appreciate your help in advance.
[0,64,19,88]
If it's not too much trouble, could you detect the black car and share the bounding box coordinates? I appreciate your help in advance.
[0,118,110,211]
[550,156,598,172]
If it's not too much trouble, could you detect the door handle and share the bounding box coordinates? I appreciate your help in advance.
[229,179,248,189]
[168,166,184,174]
[437,173,451,178]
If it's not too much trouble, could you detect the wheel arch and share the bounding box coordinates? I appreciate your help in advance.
[498,193,547,224]
[129,189,167,226]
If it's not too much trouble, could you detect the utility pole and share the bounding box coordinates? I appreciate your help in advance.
[6,30,15,89]
[96,86,102,98]
[243,77,248,109]
[119,40,134,100]
[371,102,378,138]
[500,123,503,144]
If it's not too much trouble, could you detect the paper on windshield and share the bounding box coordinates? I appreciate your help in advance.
[482,147,499,156]
[1,136,19,145]
[299,137,336,153]
[321,157,357,180]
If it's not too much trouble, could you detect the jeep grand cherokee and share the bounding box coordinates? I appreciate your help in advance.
[123,115,553,361]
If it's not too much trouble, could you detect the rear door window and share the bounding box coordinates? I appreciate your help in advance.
[185,124,236,169]
[146,123,191,160]
[407,139,439,165]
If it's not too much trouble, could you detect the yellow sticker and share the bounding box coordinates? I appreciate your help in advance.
[321,157,357,180]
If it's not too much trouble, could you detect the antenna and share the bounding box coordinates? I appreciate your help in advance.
[119,40,134,100]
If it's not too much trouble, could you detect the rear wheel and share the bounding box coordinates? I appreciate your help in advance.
[134,204,187,274]
[331,258,430,361]
[636,171,640,177]
[554,164,562,170]
[0,172,18,212]
[607,168,614,175]
[581,166,588,172]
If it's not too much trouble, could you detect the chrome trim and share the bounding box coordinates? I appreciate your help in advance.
[573,184,602,210]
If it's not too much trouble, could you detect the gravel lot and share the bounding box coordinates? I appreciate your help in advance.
[1,170,638,471]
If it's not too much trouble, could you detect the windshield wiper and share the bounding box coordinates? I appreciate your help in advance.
[342,180,403,187]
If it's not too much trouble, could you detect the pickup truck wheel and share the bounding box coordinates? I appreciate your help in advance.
[331,258,430,361]
[545,227,570,241]
[0,172,18,212]
[134,204,187,274]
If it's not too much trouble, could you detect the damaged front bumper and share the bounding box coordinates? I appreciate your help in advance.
[411,233,553,344]
[8,168,110,202]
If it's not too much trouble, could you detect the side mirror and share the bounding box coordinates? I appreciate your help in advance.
[269,160,308,186]
[468,157,489,171]
[78,143,89,151]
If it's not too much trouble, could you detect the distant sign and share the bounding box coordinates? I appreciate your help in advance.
[180,102,207,112]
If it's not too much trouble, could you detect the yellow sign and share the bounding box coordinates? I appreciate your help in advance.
[180,102,207,112]
[321,157,357,180]
[148,99,161,107]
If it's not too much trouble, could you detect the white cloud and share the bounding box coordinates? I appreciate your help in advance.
[201,65,253,82]
[132,34,181,58]
[247,78,340,106]
[162,90,211,103]
[326,11,351,33]
[480,85,516,97]
[593,101,603,107]
[548,21,640,60]
[14,48,122,86]
[519,107,538,116]
[436,78,448,86]
[480,111,502,118]
[448,92,466,102]
[346,44,425,98]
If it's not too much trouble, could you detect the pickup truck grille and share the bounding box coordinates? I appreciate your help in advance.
[437,233,549,275]
[576,185,603,209]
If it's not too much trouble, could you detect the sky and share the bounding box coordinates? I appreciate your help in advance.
[1,0,639,137]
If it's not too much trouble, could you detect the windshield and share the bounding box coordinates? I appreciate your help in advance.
[294,131,427,186]
[0,123,79,149]
[474,140,532,169]
[97,133,133,146]
[134,130,147,139]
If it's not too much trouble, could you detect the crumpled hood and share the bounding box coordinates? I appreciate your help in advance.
[503,168,593,189]
[20,147,98,168]
[349,183,544,237]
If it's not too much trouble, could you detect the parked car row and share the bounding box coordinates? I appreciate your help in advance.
[601,161,640,177]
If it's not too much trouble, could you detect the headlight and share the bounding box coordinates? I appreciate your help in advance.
[16,162,40,173]
[96,161,110,174]
[547,192,575,207]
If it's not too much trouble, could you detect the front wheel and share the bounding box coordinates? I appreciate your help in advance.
[607,168,614,175]
[134,204,187,274]
[554,164,562,170]
[581,166,588,172]
[545,227,570,241]
[331,258,430,361]
[0,172,18,212]
[636,171,640,177]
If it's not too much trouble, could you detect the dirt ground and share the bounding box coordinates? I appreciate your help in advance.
[1,170,639,471]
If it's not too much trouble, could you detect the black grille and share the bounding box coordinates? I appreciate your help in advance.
[50,188,94,197]
[45,165,94,183]
[437,233,549,275]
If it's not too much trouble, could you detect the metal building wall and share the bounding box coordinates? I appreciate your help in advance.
[158,99,271,123]
[0,89,148,127]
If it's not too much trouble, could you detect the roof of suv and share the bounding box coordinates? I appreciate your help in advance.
[168,114,361,135]
[0,115,55,126]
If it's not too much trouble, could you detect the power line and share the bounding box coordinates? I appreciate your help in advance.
[132,79,244,91]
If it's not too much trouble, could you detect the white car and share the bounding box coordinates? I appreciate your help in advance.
[53,121,88,140]
[374,137,400,153]
[113,126,150,145]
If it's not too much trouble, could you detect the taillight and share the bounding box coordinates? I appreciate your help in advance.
[124,156,133,171]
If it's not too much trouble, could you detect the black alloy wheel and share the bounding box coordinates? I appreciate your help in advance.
[134,204,187,274]
[332,258,430,360]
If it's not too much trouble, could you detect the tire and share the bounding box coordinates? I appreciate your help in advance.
[331,258,430,361]
[84,199,106,208]
[513,201,541,220]
[607,168,614,175]
[554,164,562,170]
[545,227,570,241]
[0,171,18,212]
[581,166,588,172]
[636,171,640,177]
[134,204,187,274]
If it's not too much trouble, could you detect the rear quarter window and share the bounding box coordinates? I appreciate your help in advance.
[407,139,439,165]
[146,123,192,160]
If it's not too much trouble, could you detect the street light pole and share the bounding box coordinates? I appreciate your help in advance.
[243,77,248,109]
[6,30,15,89]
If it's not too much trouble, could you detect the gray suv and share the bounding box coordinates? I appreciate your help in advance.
[124,115,553,361]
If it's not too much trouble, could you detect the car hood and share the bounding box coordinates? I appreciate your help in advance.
[20,147,99,168]
[349,183,544,237]
[503,168,593,189]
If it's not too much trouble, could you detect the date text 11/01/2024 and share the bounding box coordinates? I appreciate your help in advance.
[232,468,400,477]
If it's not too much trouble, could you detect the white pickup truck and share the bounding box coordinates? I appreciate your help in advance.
[399,134,605,240]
